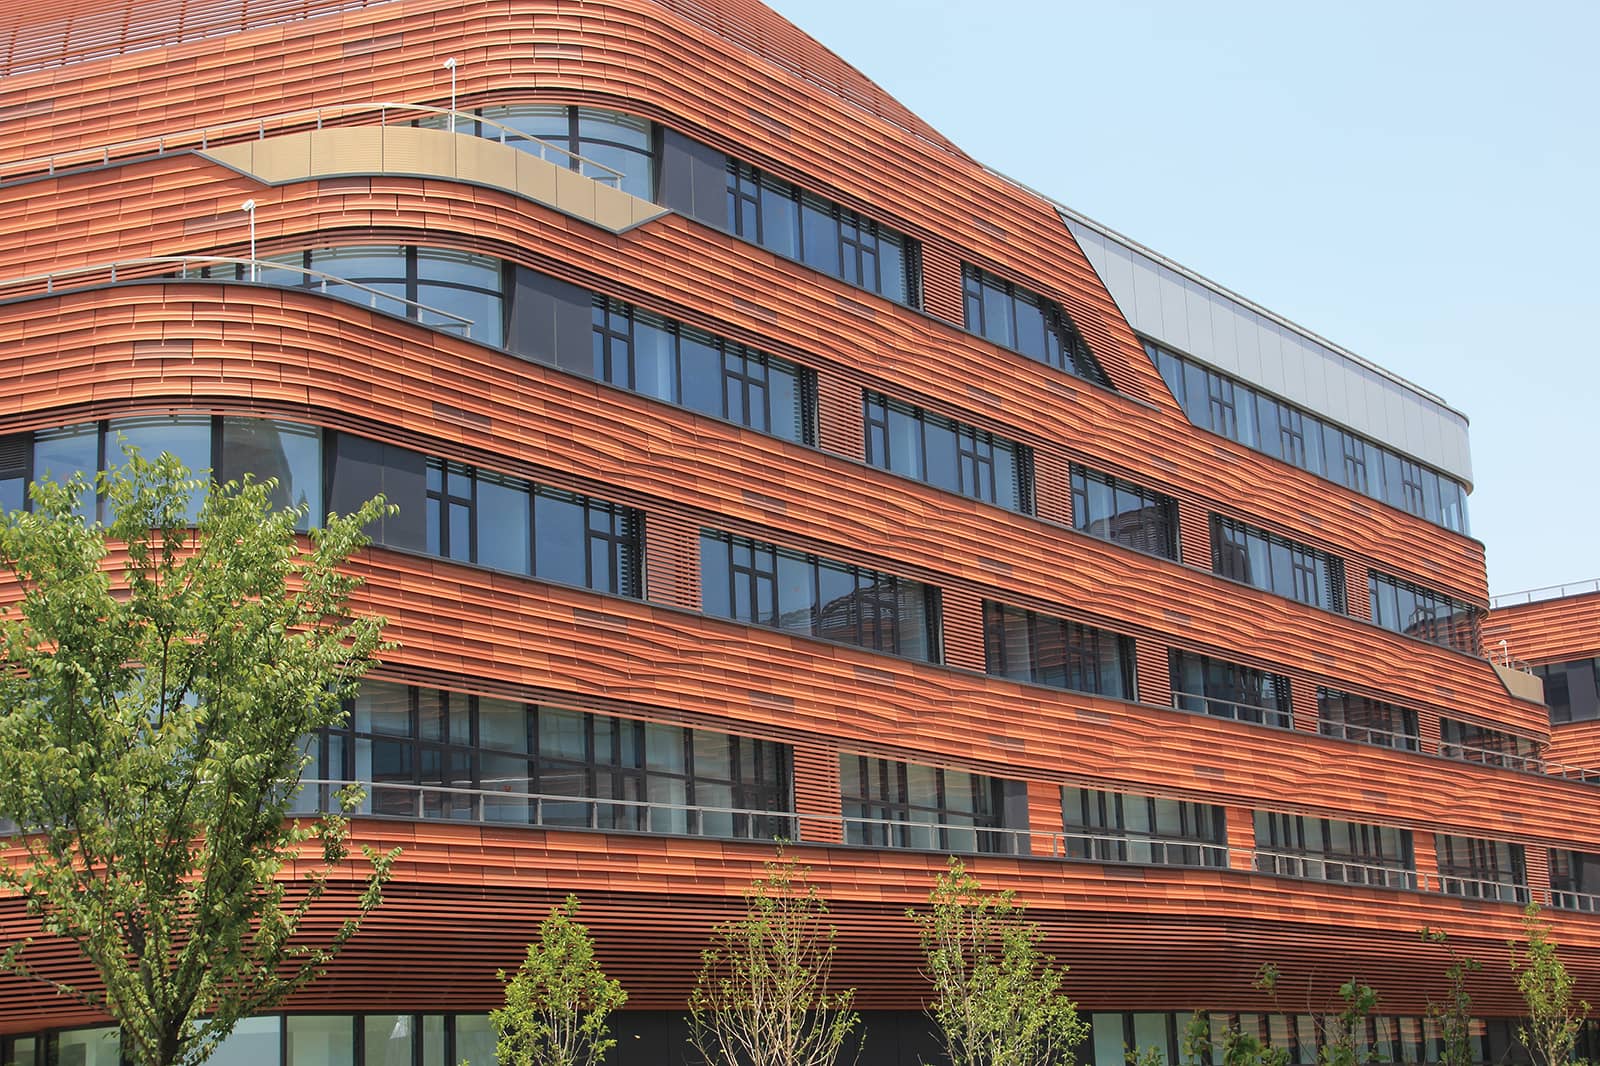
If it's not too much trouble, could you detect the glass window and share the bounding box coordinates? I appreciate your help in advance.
[1169,650,1291,728]
[1436,834,1528,903]
[54,1028,122,1066]
[864,392,1030,511]
[701,530,940,663]
[1316,688,1419,750]
[106,414,213,522]
[962,265,1108,385]
[982,601,1134,699]
[208,1017,281,1066]
[724,160,919,306]
[1254,811,1415,888]
[286,1016,355,1066]
[1071,465,1178,559]
[840,754,1016,854]
[1368,571,1479,655]
[220,418,322,528]
[1210,515,1346,612]
[30,422,99,519]
[452,1016,497,1066]
[591,297,815,445]
[1062,786,1226,867]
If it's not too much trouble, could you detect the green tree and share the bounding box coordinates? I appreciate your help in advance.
[1179,1008,1291,1066]
[1511,903,1590,1066]
[491,895,627,1066]
[1318,981,1379,1066]
[909,856,1087,1066]
[689,850,859,1066]
[0,451,397,1066]
[1420,927,1481,1066]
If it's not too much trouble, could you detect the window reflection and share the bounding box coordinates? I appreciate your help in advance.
[1070,464,1177,559]
[840,754,1016,854]
[964,265,1107,385]
[864,392,1030,512]
[982,600,1134,699]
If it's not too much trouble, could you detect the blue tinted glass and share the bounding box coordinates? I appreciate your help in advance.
[767,361,803,442]
[759,185,800,259]
[981,283,1014,350]
[679,331,721,416]
[108,414,212,522]
[477,474,530,574]
[775,552,816,634]
[800,198,841,277]
[923,419,959,493]
[878,232,907,304]
[700,533,730,616]
[632,314,677,403]
[220,418,322,528]
[533,491,587,587]
[32,422,99,519]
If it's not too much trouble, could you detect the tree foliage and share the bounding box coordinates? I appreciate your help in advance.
[1420,927,1481,1066]
[1511,903,1590,1066]
[491,896,627,1066]
[909,856,1087,1066]
[0,452,397,1066]
[1178,1008,1291,1066]
[689,851,859,1066]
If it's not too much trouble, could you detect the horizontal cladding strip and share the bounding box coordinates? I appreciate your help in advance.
[0,288,1532,740]
[0,544,1567,851]
[0,163,1488,608]
[1485,592,1600,663]
[0,826,1590,1029]
[1549,723,1600,772]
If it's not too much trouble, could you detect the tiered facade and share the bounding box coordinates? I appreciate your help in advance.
[0,1,1595,1064]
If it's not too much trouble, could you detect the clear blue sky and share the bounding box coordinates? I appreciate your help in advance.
[765,0,1599,597]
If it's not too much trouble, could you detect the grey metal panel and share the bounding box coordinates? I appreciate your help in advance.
[1058,211,1473,486]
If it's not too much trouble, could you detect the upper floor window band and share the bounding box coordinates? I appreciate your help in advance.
[1367,570,1480,656]
[1210,515,1347,613]
[981,600,1135,700]
[1150,342,1470,534]
[1070,464,1178,561]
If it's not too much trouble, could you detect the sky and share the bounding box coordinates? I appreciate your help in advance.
[764,0,1599,598]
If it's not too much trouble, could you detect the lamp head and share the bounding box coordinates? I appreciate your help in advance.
[240,198,256,213]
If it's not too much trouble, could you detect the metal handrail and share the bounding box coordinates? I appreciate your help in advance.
[0,101,627,187]
[1317,719,1422,751]
[1253,849,1419,891]
[1438,739,1545,774]
[0,255,474,336]
[1054,828,1230,867]
[1490,578,1600,609]
[1172,690,1293,730]
[1437,873,1531,905]
[1551,889,1600,913]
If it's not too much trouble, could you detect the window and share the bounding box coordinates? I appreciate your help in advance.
[864,392,1030,511]
[1169,650,1292,729]
[963,265,1108,385]
[1150,342,1471,535]
[839,754,1017,854]
[1070,465,1178,559]
[1550,848,1600,911]
[311,680,792,838]
[699,531,940,662]
[1435,834,1527,904]
[1316,688,1419,750]
[1438,718,1542,772]
[725,161,919,305]
[1210,516,1346,612]
[1254,811,1415,889]
[453,104,656,200]
[1061,787,1226,867]
[982,601,1134,699]
[1532,658,1600,724]
[592,297,815,443]
[1367,571,1480,655]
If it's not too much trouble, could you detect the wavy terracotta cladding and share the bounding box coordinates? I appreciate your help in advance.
[0,286,1524,737]
[0,0,1570,1044]
[1487,593,1600,768]
[0,160,1488,609]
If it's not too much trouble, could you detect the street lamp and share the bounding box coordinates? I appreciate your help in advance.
[240,198,257,280]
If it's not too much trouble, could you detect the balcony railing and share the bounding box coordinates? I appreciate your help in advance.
[1490,578,1600,609]
[1438,739,1545,774]
[1318,719,1422,751]
[1172,690,1293,730]
[1253,849,1419,891]
[1054,829,1229,869]
[1438,874,1530,905]
[1551,889,1600,913]
[0,255,476,336]
[0,101,627,187]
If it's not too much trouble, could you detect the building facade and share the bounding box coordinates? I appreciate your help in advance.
[0,0,1595,1064]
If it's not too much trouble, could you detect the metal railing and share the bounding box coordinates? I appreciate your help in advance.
[0,101,627,188]
[1551,889,1600,913]
[1437,874,1531,905]
[0,255,475,336]
[1490,578,1600,609]
[1172,690,1293,730]
[1053,829,1230,869]
[1317,720,1422,751]
[1438,739,1545,775]
[1253,850,1420,891]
